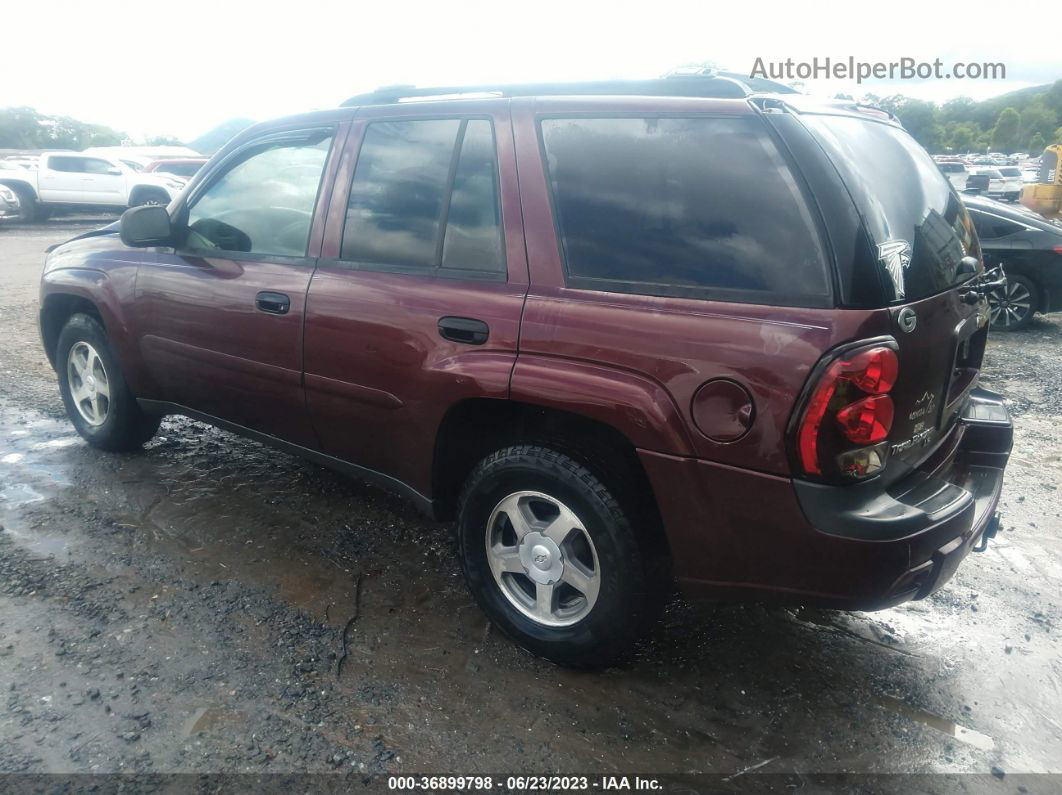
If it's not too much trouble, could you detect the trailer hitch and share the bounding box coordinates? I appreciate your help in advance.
[973,512,1001,553]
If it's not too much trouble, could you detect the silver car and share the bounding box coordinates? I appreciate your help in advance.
[0,184,21,221]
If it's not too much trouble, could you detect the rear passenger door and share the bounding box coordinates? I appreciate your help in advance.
[304,101,528,497]
[37,156,91,202]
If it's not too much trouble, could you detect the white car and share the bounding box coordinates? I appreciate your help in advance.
[937,160,969,191]
[995,166,1024,201]
[0,151,184,221]
[972,167,1007,199]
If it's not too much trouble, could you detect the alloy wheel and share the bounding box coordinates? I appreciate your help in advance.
[988,280,1033,329]
[485,491,601,627]
[67,341,111,426]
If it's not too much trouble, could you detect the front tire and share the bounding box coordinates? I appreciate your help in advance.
[56,314,161,450]
[457,445,666,668]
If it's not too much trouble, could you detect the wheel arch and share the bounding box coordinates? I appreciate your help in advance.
[0,178,38,202]
[431,397,671,557]
[39,291,107,368]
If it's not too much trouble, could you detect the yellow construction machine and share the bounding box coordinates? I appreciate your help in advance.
[1021,144,1062,221]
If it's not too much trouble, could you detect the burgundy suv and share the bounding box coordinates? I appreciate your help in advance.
[39,77,1013,666]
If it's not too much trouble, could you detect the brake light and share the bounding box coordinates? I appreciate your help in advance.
[836,395,894,444]
[1054,245,1062,256]
[796,345,899,478]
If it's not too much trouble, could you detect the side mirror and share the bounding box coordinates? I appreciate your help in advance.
[120,205,172,247]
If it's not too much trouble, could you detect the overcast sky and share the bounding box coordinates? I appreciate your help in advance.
[2,0,1058,142]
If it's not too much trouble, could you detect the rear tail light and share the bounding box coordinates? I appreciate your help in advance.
[836,395,894,444]
[795,343,899,480]
[1054,245,1062,256]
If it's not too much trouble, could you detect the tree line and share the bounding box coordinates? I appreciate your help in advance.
[0,106,181,150]
[858,79,1062,155]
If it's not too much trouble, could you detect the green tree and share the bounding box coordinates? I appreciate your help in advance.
[1029,132,1045,154]
[1055,126,1062,145]
[0,106,45,148]
[0,106,125,150]
[1018,103,1058,151]
[991,107,1021,152]
[946,121,983,153]
[941,96,977,124]
[144,135,183,146]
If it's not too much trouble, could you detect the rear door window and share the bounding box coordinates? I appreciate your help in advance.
[341,118,505,276]
[970,212,1024,239]
[539,116,830,306]
[48,156,87,173]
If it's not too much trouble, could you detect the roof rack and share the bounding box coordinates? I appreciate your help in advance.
[341,75,769,107]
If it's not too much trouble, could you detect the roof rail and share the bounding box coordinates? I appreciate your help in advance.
[341,76,762,107]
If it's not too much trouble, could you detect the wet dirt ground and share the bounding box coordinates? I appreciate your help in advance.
[1,217,1060,786]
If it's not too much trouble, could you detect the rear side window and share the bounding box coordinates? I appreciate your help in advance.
[341,119,504,276]
[971,212,1024,239]
[48,156,85,173]
[539,116,830,305]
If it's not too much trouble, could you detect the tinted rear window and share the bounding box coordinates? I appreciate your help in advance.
[341,119,504,275]
[540,116,830,305]
[802,115,979,302]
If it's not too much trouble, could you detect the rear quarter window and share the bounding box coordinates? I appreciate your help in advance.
[539,116,831,306]
[801,115,979,302]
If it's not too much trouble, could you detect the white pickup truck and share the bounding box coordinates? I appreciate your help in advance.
[0,151,186,221]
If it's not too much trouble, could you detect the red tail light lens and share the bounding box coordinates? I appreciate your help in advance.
[836,395,894,444]
[837,347,898,393]
[795,344,899,477]
[1054,245,1062,256]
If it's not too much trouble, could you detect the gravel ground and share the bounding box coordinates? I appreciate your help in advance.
[1,216,1060,789]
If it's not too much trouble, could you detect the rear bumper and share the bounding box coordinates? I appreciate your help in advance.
[641,388,1012,609]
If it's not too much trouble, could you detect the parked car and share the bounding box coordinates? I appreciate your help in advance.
[972,167,1007,199]
[0,184,19,221]
[996,167,1024,201]
[0,152,185,221]
[964,194,1062,330]
[143,158,208,180]
[2,155,40,170]
[936,160,969,191]
[38,79,1012,666]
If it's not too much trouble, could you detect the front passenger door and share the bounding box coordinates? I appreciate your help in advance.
[132,126,342,447]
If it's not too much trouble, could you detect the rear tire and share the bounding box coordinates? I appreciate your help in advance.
[56,313,161,450]
[989,273,1038,331]
[7,184,40,222]
[457,444,667,668]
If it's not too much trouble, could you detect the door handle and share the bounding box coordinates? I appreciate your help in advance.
[438,316,489,345]
[256,291,290,315]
